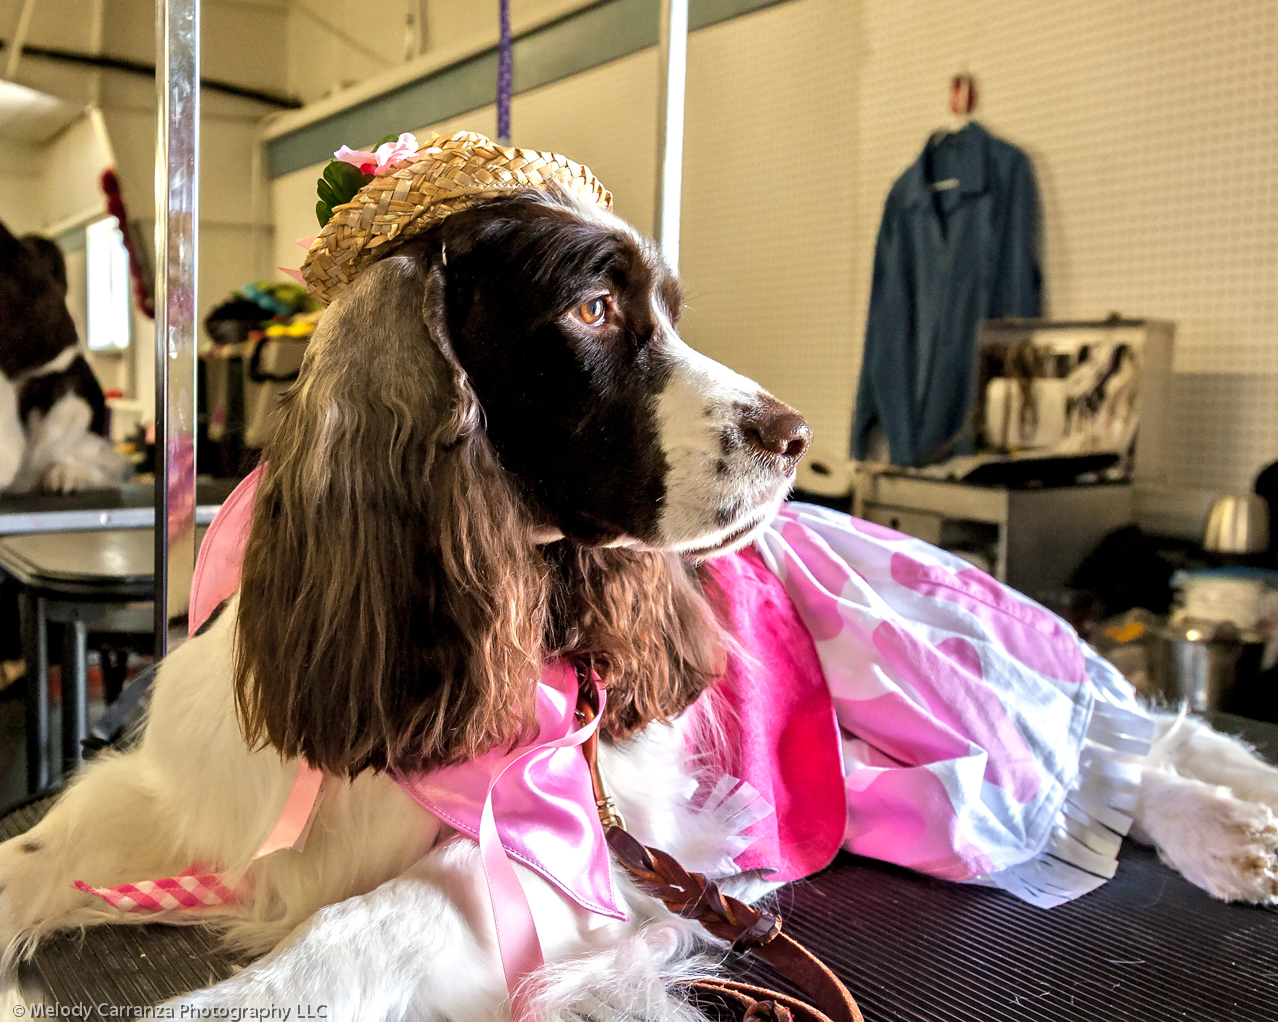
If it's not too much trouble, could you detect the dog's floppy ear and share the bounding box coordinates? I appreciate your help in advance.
[0,221,79,378]
[234,249,545,776]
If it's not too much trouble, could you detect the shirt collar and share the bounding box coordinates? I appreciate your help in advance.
[901,121,990,207]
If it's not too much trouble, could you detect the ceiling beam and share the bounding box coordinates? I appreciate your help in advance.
[0,38,303,107]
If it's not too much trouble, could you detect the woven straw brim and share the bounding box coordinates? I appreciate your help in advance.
[301,130,613,306]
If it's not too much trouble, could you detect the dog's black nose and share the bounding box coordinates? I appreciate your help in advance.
[744,399,812,466]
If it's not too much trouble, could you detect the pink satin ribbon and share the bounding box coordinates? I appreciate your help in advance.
[75,759,327,912]
[253,760,325,859]
[476,671,607,1020]
[257,662,609,1021]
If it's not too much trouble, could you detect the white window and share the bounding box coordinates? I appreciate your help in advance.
[85,216,131,351]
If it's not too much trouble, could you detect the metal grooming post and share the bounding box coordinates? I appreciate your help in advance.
[654,0,688,271]
[153,0,200,657]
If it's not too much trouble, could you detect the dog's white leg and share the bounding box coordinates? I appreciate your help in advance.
[1146,710,1278,809]
[35,394,125,493]
[169,837,684,1022]
[0,373,24,491]
[1132,711,1278,903]
[1133,767,1278,902]
[3,603,447,989]
[0,609,265,967]
[7,393,124,494]
[41,431,127,494]
[12,394,91,493]
[0,748,185,966]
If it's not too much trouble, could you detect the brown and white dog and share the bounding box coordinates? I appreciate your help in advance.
[0,223,126,494]
[2,190,1277,1020]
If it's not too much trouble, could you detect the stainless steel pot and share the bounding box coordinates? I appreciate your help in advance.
[1148,621,1265,712]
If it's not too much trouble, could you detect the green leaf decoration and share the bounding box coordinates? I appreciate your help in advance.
[323,159,367,198]
[314,160,375,229]
[316,176,339,207]
[375,133,399,146]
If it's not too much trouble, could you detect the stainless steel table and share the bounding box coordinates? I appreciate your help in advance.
[0,480,233,536]
[0,526,208,793]
[854,465,1135,599]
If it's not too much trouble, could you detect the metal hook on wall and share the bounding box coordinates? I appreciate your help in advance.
[949,72,978,119]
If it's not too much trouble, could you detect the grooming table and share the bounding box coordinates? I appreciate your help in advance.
[0,480,238,790]
[5,713,1277,1020]
[0,480,236,537]
[0,523,212,793]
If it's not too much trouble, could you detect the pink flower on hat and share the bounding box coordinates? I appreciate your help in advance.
[333,146,376,174]
[334,133,423,175]
[374,132,420,169]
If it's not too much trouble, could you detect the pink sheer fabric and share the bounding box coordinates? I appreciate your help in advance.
[700,547,845,882]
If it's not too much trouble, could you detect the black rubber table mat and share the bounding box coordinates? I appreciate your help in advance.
[729,843,1278,1021]
[22,922,246,1011]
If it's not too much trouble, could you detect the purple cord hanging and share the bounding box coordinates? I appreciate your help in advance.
[497,0,512,143]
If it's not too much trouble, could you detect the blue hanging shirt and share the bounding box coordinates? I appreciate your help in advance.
[852,122,1042,466]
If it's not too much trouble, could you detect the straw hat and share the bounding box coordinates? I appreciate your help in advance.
[301,130,613,307]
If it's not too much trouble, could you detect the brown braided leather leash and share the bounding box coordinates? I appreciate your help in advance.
[577,689,865,1022]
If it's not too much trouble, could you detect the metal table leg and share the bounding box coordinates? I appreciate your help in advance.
[60,614,88,779]
[20,591,48,794]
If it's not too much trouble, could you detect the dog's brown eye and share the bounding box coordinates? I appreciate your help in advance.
[577,298,607,326]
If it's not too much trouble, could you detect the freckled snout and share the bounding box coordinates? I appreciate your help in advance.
[743,397,812,469]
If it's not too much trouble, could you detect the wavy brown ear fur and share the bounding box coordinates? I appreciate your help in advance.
[545,545,726,740]
[233,253,544,776]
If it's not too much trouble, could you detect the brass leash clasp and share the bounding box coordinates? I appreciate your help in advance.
[576,679,627,831]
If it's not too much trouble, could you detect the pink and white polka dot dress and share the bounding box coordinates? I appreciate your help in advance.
[750,503,1152,907]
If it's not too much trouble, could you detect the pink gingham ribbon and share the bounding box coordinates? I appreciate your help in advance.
[74,760,326,911]
[74,863,242,911]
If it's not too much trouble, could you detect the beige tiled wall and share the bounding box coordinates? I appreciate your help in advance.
[851,0,1278,505]
[680,0,860,489]
[281,0,598,106]
[272,45,660,278]
[274,0,1278,522]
